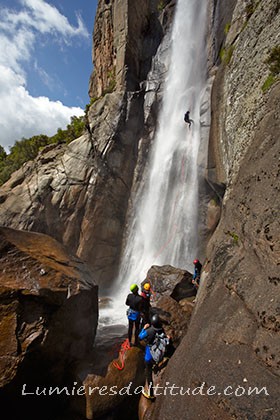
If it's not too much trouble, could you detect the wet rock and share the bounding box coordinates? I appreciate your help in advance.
[138,393,154,420]
[149,10,280,418]
[0,226,98,415]
[84,346,145,419]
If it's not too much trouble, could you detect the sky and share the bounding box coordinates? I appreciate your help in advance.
[0,0,98,151]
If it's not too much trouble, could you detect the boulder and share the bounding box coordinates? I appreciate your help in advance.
[84,345,145,419]
[154,295,193,348]
[0,226,98,418]
[144,265,196,304]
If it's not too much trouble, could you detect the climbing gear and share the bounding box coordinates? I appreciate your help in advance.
[149,332,169,364]
[193,259,199,264]
[143,283,151,291]
[150,314,160,327]
[130,284,138,293]
[113,339,131,370]
[127,308,140,321]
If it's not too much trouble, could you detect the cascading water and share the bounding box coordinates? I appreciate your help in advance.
[100,0,208,326]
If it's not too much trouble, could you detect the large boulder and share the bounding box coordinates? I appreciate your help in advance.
[0,226,98,418]
[155,295,193,348]
[145,265,196,304]
[84,345,145,419]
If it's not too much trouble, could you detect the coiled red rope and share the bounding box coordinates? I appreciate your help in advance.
[113,338,131,370]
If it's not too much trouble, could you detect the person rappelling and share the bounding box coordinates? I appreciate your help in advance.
[184,110,193,128]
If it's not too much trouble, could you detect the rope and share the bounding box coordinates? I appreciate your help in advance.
[112,338,131,370]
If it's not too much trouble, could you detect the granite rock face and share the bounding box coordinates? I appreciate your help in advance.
[208,0,280,187]
[0,0,279,417]
[0,1,168,288]
[0,92,145,286]
[89,0,164,97]
[147,1,280,418]
[0,226,98,417]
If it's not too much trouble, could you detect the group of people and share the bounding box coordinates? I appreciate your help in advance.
[125,259,202,400]
[125,282,152,347]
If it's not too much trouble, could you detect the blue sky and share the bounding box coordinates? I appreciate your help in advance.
[0,0,98,150]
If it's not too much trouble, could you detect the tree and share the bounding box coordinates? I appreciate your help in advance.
[0,145,7,161]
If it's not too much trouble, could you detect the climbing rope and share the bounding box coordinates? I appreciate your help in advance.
[112,338,131,370]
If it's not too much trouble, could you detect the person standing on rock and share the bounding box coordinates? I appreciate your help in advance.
[138,314,169,400]
[192,259,202,289]
[140,282,152,329]
[126,284,143,346]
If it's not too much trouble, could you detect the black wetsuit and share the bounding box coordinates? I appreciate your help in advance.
[125,293,143,345]
[140,290,151,327]
[184,111,193,127]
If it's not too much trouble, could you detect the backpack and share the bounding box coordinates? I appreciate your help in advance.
[149,332,169,363]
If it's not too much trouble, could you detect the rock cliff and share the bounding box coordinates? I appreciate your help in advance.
[0,0,279,418]
[0,0,172,287]
[147,0,280,418]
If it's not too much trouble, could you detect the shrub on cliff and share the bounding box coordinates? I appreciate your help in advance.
[262,45,280,92]
[0,115,85,186]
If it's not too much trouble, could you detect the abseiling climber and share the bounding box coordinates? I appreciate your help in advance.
[184,110,194,128]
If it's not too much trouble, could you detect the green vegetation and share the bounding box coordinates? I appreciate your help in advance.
[262,45,280,92]
[0,115,85,186]
[158,1,166,12]
[262,74,276,93]
[264,46,280,76]
[85,97,99,115]
[227,231,239,245]
[241,1,260,31]
[224,22,231,35]
[246,3,256,20]
[220,45,235,65]
[210,197,219,206]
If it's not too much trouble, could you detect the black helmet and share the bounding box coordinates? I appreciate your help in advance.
[151,314,161,328]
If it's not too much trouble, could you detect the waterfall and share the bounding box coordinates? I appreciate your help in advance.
[100,0,208,326]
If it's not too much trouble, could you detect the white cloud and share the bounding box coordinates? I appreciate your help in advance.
[21,0,88,37]
[0,0,89,150]
[0,64,84,149]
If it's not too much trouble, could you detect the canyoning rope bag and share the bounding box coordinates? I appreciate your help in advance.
[149,332,169,364]
[127,308,140,321]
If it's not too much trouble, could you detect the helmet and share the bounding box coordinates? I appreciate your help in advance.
[143,283,151,291]
[130,284,138,293]
[193,259,199,264]
[151,314,161,328]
